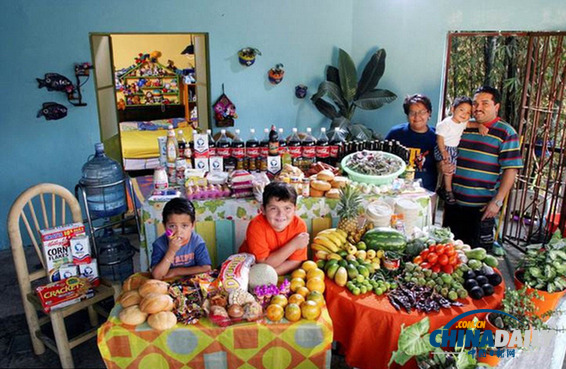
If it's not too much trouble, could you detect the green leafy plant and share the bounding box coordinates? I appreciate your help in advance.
[311,48,397,141]
[488,286,548,331]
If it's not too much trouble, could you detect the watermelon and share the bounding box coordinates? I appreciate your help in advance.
[362,227,407,252]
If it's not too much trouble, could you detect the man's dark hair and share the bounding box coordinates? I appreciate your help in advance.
[262,181,298,206]
[452,96,473,109]
[474,86,501,105]
[403,94,433,115]
[162,197,196,224]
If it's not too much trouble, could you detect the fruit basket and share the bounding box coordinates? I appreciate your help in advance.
[341,151,406,185]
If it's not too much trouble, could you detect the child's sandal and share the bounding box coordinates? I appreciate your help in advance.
[445,191,456,205]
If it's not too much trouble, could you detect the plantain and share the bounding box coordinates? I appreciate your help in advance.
[314,235,341,250]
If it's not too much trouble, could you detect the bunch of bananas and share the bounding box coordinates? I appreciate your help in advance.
[310,228,348,254]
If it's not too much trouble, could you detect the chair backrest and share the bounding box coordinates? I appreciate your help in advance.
[8,183,83,284]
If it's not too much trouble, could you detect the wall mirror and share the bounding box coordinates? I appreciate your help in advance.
[90,33,210,172]
[442,31,566,248]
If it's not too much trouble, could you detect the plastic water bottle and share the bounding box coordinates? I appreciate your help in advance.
[80,143,127,218]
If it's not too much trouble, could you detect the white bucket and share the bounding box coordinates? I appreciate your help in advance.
[395,198,421,235]
[366,201,393,228]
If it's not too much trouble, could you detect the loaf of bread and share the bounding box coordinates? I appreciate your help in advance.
[119,305,148,326]
[325,188,341,199]
[139,279,169,297]
[122,275,149,292]
[120,290,141,308]
[311,180,332,192]
[310,188,325,197]
[331,176,349,189]
[140,293,174,314]
[316,170,335,182]
[147,311,177,331]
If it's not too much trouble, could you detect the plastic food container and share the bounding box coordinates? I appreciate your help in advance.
[341,151,406,185]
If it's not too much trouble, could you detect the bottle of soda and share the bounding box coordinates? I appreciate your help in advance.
[231,129,245,170]
[177,130,187,159]
[216,129,232,171]
[279,128,292,166]
[288,128,302,168]
[246,128,259,172]
[185,140,193,169]
[207,129,216,157]
[329,129,344,167]
[301,127,317,171]
[316,127,330,165]
[259,128,270,172]
[268,125,279,156]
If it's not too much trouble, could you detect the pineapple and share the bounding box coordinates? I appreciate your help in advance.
[337,184,363,235]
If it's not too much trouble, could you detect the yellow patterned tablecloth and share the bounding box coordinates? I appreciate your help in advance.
[97,303,333,369]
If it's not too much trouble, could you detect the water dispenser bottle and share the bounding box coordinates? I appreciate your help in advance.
[79,143,127,218]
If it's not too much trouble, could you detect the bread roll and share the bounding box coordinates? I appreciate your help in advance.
[316,170,335,182]
[311,180,332,192]
[122,275,149,292]
[309,188,325,197]
[139,279,169,297]
[119,305,148,326]
[325,188,341,199]
[331,176,349,189]
[140,293,174,314]
[147,311,177,331]
[120,290,141,308]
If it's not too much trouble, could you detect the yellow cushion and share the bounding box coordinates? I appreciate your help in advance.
[121,127,193,159]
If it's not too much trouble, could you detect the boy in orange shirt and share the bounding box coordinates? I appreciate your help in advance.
[239,182,309,275]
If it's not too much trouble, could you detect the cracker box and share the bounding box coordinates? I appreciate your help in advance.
[40,223,85,282]
[35,276,91,313]
[79,259,100,287]
[70,235,92,265]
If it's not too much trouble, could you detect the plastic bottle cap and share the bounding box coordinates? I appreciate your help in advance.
[307,127,312,132]
[250,128,255,133]
[321,128,326,132]
[221,129,226,134]
[235,129,240,134]
[207,129,212,134]
[292,128,298,132]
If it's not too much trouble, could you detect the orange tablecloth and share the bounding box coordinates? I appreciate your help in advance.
[325,276,505,369]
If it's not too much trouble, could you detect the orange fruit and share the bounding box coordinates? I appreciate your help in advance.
[290,277,306,292]
[285,303,302,322]
[301,260,318,272]
[306,277,326,293]
[296,286,310,298]
[301,300,321,320]
[291,268,307,280]
[307,268,325,280]
[306,290,326,307]
[288,293,305,306]
[270,294,288,308]
[266,304,284,322]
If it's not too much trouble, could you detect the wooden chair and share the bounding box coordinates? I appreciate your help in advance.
[8,183,118,369]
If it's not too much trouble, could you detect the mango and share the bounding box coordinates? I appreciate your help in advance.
[334,267,348,287]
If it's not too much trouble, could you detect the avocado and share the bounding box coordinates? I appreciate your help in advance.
[470,286,485,300]
[463,270,476,280]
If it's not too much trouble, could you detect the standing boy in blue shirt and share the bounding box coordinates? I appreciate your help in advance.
[151,198,212,280]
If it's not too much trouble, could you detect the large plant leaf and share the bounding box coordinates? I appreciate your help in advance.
[356,49,386,98]
[311,81,348,116]
[353,89,397,110]
[389,350,413,366]
[338,48,358,103]
[312,98,340,119]
[348,123,373,141]
[398,317,434,356]
[326,65,340,87]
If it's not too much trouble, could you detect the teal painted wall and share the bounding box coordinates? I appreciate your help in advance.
[1,0,565,250]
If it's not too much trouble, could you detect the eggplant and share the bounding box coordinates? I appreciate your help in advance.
[487,272,503,286]
[463,270,476,280]
[470,286,485,299]
[464,279,479,290]
[482,283,495,296]
[475,275,488,285]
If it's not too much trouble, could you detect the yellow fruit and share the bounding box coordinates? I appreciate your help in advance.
[296,286,310,298]
[334,266,348,287]
[288,293,305,305]
[285,303,302,322]
[270,294,288,307]
[355,250,367,260]
[306,290,326,307]
[347,244,358,255]
[301,300,321,320]
[266,304,284,322]
[377,250,385,259]
[335,229,348,238]
[315,250,330,260]
[301,260,318,272]
[367,250,377,260]
[306,277,326,293]
[291,268,307,280]
[307,268,325,280]
[327,253,342,261]
[290,278,306,292]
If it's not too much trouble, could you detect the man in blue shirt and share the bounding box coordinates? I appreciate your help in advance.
[386,94,438,192]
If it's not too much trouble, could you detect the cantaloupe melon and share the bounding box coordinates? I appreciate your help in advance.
[248,263,278,291]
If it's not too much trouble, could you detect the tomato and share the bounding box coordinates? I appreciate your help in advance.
[428,245,437,253]
[413,256,423,264]
[438,254,449,266]
[427,253,438,265]
[420,262,431,269]
[431,265,441,273]
[442,264,454,274]
[420,250,429,259]
[435,245,445,255]
[445,247,456,257]
[449,255,458,265]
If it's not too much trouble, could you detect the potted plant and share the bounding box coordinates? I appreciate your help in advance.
[238,47,261,66]
[515,230,566,320]
[311,48,397,141]
[268,63,285,84]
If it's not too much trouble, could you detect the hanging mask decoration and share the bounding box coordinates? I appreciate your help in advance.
[213,84,238,127]
[268,63,285,84]
[295,84,308,98]
[37,102,68,120]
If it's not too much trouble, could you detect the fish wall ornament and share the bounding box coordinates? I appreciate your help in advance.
[37,102,68,120]
[37,73,75,93]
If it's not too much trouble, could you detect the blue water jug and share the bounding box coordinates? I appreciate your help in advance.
[80,143,127,218]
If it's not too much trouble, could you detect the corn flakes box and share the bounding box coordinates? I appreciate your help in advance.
[40,223,85,282]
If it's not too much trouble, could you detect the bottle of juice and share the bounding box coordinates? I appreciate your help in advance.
[259,128,269,172]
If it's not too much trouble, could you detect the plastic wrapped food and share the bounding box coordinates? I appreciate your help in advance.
[218,253,255,292]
